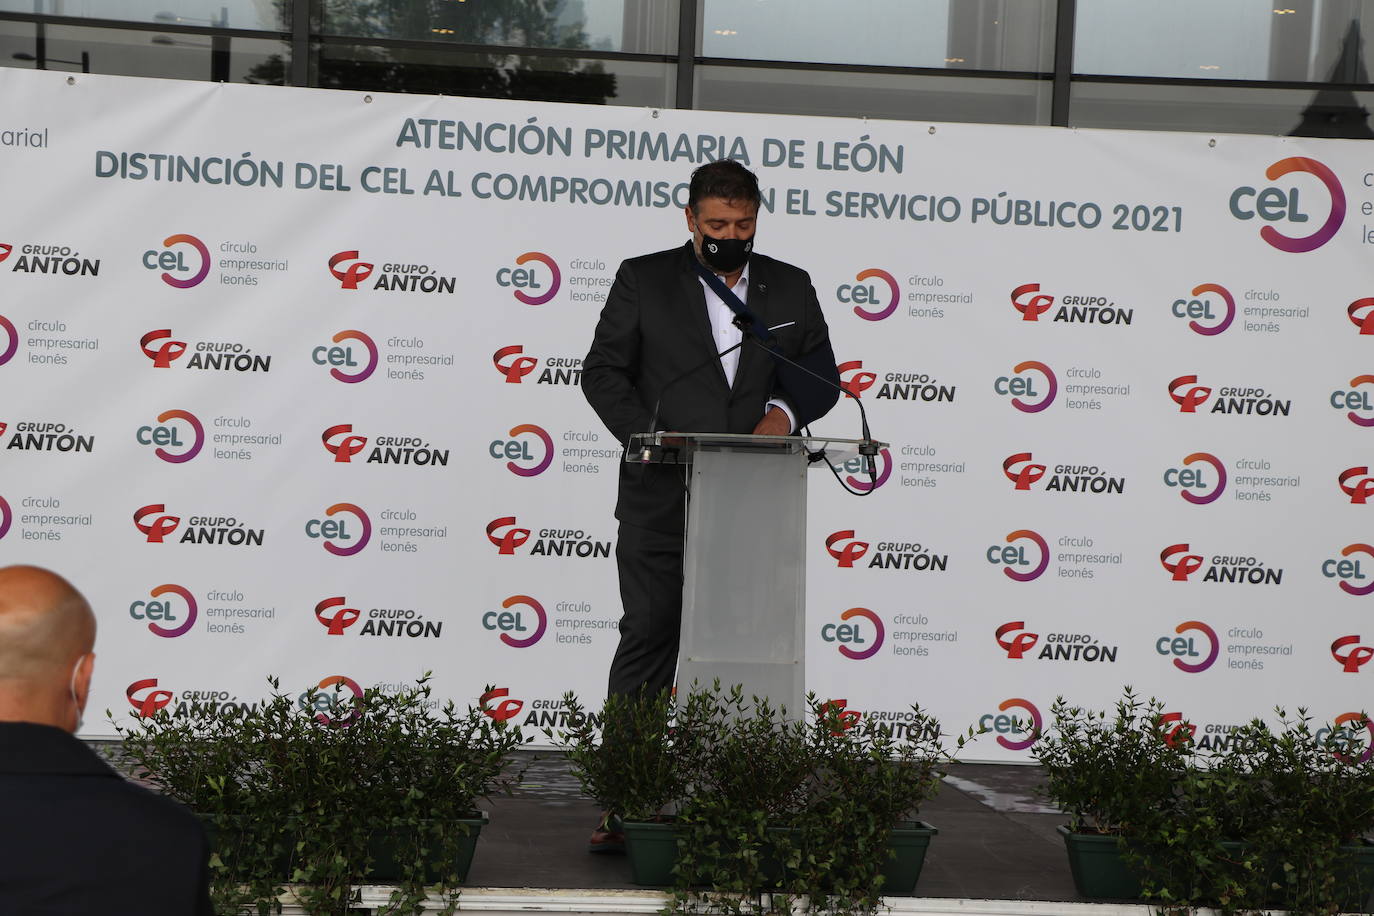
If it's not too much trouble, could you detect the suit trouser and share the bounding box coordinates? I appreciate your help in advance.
[607,521,684,698]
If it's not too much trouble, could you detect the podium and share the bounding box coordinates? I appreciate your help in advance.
[628,432,882,719]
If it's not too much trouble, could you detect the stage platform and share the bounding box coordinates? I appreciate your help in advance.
[108,745,1172,913]
[473,755,1077,902]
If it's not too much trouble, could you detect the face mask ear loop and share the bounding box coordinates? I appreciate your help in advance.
[69,653,88,733]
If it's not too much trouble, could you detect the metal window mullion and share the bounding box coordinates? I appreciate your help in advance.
[1051,0,1076,126]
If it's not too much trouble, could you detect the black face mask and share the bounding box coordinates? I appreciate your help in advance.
[698,232,753,273]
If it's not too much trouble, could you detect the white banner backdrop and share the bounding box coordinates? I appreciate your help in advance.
[1,69,1372,761]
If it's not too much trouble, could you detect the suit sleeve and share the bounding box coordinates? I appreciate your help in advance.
[582,260,653,445]
[772,271,840,428]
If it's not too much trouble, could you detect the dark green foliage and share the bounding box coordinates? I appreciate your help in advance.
[1036,687,1374,915]
[116,675,527,916]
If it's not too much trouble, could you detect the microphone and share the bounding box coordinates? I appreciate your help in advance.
[641,338,747,462]
[640,320,801,463]
[736,320,879,477]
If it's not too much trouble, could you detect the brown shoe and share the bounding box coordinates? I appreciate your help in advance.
[588,813,625,854]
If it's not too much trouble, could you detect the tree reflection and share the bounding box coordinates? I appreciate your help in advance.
[247,0,617,103]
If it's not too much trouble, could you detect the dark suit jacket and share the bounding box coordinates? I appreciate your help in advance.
[583,242,839,533]
[0,721,213,916]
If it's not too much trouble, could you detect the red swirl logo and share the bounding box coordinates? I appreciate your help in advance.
[486,517,532,554]
[1160,543,1205,581]
[126,678,174,717]
[322,424,368,462]
[494,345,539,382]
[1169,375,1213,412]
[480,687,524,722]
[1003,452,1046,490]
[329,250,375,290]
[315,597,361,635]
[1010,283,1054,320]
[1332,635,1374,673]
[995,621,1039,659]
[133,504,181,543]
[825,530,870,568]
[837,360,877,398]
[140,329,188,368]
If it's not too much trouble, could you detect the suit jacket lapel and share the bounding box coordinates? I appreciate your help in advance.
[677,244,729,389]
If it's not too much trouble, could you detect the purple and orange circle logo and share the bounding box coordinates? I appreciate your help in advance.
[0,314,17,367]
[148,409,204,463]
[502,424,554,477]
[1334,544,1374,596]
[847,268,900,321]
[1002,529,1049,582]
[312,675,364,727]
[319,503,371,556]
[1170,620,1220,673]
[153,234,211,288]
[509,252,560,305]
[0,494,11,541]
[328,330,378,383]
[498,595,548,648]
[145,584,197,638]
[1168,452,1227,505]
[993,698,1042,751]
[828,607,885,660]
[997,361,1057,413]
[1184,284,1235,336]
[1331,713,1374,764]
[844,447,892,492]
[1258,158,1345,253]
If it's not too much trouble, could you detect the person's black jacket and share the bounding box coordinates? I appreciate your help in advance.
[0,721,213,915]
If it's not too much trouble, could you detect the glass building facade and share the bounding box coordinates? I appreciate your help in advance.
[2,1,1371,138]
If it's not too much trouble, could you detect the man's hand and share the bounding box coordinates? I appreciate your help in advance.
[752,406,790,436]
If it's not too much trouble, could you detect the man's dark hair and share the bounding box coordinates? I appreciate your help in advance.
[688,159,761,212]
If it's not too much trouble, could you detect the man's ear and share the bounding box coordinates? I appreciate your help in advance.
[74,652,95,708]
[684,205,696,233]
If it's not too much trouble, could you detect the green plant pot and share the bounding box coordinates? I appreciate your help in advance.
[1058,825,1141,900]
[623,819,680,886]
[366,811,489,884]
[880,821,938,895]
[1333,841,1374,913]
[199,813,294,879]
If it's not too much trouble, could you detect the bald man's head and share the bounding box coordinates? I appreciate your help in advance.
[0,565,96,730]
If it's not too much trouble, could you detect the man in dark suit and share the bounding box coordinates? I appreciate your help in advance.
[0,564,213,915]
[582,157,840,703]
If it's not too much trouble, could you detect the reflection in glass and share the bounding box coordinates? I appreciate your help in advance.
[696,65,1050,125]
[1071,80,1374,137]
[701,0,1053,72]
[0,1,284,30]
[1076,0,1374,82]
[317,0,676,54]
[0,24,286,83]
[313,43,673,107]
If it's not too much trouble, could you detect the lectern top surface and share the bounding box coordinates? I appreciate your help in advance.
[626,431,886,467]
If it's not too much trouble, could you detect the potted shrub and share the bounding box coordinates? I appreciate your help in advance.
[1038,688,1374,914]
[1033,688,1191,900]
[1127,711,1374,914]
[551,689,687,885]
[118,675,527,916]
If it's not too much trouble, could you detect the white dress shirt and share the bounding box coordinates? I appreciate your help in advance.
[696,267,797,432]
